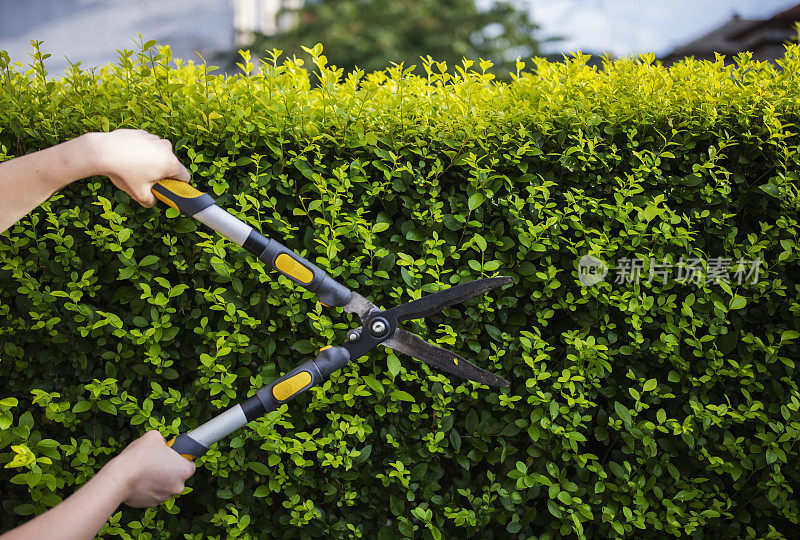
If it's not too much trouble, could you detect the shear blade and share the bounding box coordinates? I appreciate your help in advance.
[383,329,509,387]
[386,276,514,323]
[342,291,379,323]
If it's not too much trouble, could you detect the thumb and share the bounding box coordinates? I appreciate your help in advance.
[137,186,157,208]
[169,159,191,182]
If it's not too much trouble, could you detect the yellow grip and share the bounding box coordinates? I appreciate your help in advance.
[273,371,313,401]
[152,179,203,209]
[157,179,203,198]
[275,253,314,284]
[151,179,214,216]
[166,437,197,461]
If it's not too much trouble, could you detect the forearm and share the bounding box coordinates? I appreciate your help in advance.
[0,430,194,539]
[0,134,101,233]
[0,461,128,540]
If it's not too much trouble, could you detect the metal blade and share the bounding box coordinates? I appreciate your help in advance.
[342,291,379,324]
[384,276,513,323]
[383,329,509,387]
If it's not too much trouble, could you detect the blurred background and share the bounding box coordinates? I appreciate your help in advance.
[1,0,799,77]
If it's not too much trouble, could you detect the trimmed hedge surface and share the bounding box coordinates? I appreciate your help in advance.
[1,42,800,538]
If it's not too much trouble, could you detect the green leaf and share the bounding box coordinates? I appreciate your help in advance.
[6,445,36,468]
[293,340,316,355]
[449,430,461,451]
[250,462,270,475]
[97,402,116,415]
[14,504,36,516]
[400,267,414,286]
[641,205,659,222]
[550,400,559,419]
[484,260,500,271]
[608,461,627,480]
[72,401,92,413]
[473,234,487,252]
[614,402,632,425]
[36,439,60,448]
[730,296,747,310]
[468,193,485,211]
[387,355,401,378]
[390,390,415,402]
[643,379,657,392]
[758,183,780,197]
[465,410,479,434]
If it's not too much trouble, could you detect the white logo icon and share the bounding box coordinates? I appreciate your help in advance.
[578,255,608,286]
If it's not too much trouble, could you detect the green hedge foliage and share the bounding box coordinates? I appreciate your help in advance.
[1,41,800,538]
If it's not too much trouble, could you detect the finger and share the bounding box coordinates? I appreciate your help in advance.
[169,159,191,182]
[159,138,173,149]
[181,460,197,479]
[136,189,157,208]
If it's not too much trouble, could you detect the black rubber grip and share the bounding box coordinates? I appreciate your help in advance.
[170,433,209,458]
[241,229,352,307]
[253,359,321,412]
[242,228,268,255]
[240,395,266,423]
[239,348,351,423]
[314,346,351,378]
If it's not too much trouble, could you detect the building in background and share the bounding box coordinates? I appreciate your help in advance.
[660,2,800,64]
[234,0,301,46]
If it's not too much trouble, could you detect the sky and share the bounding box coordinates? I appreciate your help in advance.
[0,0,233,75]
[527,0,799,57]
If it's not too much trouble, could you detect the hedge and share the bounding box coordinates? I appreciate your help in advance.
[1,41,800,538]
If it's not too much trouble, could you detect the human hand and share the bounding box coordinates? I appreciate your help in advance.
[86,129,191,208]
[103,430,196,508]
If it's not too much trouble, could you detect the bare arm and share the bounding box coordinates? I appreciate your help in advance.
[0,129,191,233]
[0,431,196,540]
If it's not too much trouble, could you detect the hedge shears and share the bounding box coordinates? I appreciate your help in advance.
[150,179,512,460]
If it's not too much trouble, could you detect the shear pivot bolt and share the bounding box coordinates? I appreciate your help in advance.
[371,320,386,334]
[348,330,361,342]
[369,318,388,337]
